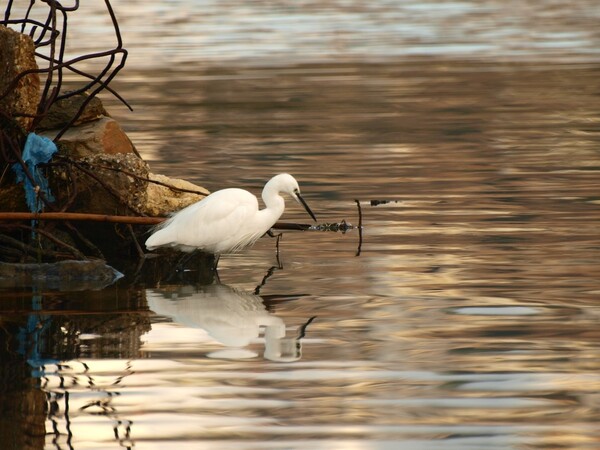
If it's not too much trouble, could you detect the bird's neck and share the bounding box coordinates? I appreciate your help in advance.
[259,190,285,225]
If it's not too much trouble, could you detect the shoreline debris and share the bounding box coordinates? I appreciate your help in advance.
[0,3,210,272]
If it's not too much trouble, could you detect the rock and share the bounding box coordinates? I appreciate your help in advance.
[37,92,108,130]
[51,152,150,215]
[41,104,209,217]
[42,116,136,158]
[0,26,40,131]
[143,173,209,216]
[49,148,209,216]
[0,260,123,290]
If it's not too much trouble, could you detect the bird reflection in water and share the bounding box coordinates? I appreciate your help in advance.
[147,282,315,362]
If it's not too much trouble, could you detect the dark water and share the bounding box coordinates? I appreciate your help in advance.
[3,1,600,449]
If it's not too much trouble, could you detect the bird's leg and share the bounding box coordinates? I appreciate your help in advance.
[211,254,220,271]
[266,229,280,239]
[165,253,193,282]
[266,229,283,259]
[275,243,283,270]
[211,254,221,283]
[175,251,197,272]
[275,232,282,257]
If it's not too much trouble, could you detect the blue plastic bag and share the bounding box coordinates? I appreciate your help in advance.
[12,133,58,212]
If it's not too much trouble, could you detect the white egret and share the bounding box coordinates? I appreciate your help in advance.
[145,173,316,256]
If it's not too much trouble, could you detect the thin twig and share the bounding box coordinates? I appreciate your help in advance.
[127,223,145,259]
[0,212,163,224]
[18,224,86,259]
[355,199,363,257]
[63,221,105,259]
[0,232,68,261]
[0,212,316,231]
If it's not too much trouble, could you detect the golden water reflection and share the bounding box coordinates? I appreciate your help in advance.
[3,253,599,449]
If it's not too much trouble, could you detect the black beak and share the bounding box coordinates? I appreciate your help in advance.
[297,193,317,222]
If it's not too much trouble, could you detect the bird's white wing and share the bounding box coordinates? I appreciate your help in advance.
[146,188,260,253]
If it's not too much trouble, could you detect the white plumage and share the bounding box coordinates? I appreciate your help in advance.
[145,173,316,254]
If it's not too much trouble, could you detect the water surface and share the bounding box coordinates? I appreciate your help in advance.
[2,1,600,449]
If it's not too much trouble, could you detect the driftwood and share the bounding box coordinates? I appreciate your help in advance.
[0,211,312,230]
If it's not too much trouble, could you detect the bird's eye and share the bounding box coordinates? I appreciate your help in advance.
[293,188,299,195]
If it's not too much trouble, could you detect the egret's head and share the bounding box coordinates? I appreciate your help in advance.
[269,173,317,222]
